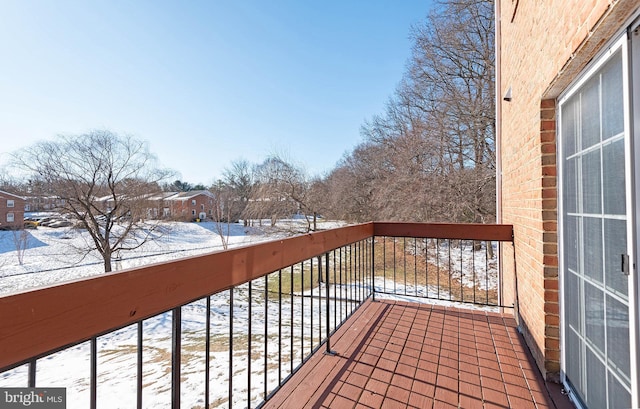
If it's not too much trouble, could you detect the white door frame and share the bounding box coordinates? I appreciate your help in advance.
[558,31,636,408]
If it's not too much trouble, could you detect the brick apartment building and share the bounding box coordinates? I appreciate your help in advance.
[497,1,640,408]
[99,190,217,222]
[0,190,25,230]
[163,190,216,221]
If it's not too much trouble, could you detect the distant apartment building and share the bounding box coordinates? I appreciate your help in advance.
[97,190,217,222]
[163,190,216,221]
[0,190,26,230]
[24,195,65,212]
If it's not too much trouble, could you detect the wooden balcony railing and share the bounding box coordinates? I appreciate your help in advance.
[0,222,513,409]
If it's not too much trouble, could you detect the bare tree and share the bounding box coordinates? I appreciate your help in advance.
[246,156,299,228]
[12,228,29,266]
[223,159,254,226]
[323,143,383,223]
[209,181,234,250]
[246,155,325,233]
[404,0,495,222]
[324,0,495,224]
[12,130,174,272]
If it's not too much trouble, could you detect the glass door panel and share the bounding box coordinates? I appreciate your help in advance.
[560,40,631,408]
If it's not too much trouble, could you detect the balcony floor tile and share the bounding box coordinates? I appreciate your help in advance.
[263,299,574,409]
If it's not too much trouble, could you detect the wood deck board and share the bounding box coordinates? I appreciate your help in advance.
[263,299,574,409]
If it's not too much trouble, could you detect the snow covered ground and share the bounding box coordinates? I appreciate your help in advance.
[0,219,347,295]
[0,220,499,408]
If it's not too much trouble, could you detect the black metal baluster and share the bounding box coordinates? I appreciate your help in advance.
[332,249,338,329]
[486,242,490,305]
[414,238,418,297]
[425,239,429,299]
[264,275,268,400]
[248,282,252,407]
[90,337,97,409]
[351,243,355,313]
[354,242,358,304]
[171,308,181,409]
[349,244,353,315]
[325,252,336,356]
[317,256,322,350]
[461,241,464,303]
[364,240,368,298]
[403,237,407,296]
[205,298,211,409]
[371,238,376,301]
[339,247,343,322]
[355,241,359,303]
[290,266,294,373]
[437,239,441,299]
[137,321,143,409]
[300,262,304,367]
[28,359,36,388]
[229,288,234,409]
[278,269,282,385]
[310,259,314,354]
[393,238,397,294]
[361,241,364,301]
[357,241,362,303]
[473,241,477,304]
[383,237,387,294]
[448,240,453,301]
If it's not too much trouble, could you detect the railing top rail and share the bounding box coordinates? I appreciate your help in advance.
[373,222,514,242]
[0,222,374,371]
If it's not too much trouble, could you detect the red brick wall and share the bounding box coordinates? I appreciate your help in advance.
[169,194,215,221]
[0,192,25,229]
[498,0,638,380]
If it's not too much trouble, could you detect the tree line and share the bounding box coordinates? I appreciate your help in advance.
[323,0,495,223]
[186,0,497,226]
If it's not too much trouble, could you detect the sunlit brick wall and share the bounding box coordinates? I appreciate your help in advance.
[498,0,637,381]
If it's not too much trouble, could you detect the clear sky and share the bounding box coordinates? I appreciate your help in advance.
[0,1,434,185]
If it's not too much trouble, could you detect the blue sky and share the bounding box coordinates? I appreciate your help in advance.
[0,1,434,185]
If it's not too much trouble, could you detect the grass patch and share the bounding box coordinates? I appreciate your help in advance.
[266,263,325,295]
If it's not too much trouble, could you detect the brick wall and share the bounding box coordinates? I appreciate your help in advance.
[168,194,215,221]
[498,0,638,380]
[0,191,26,229]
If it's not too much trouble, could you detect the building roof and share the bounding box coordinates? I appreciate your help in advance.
[165,190,215,201]
[0,190,26,200]
[145,191,182,201]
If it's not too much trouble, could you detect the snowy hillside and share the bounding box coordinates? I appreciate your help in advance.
[0,219,343,295]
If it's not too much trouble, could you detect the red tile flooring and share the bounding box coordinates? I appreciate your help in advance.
[264,299,574,409]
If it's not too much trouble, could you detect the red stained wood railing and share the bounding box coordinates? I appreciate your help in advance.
[0,222,512,373]
[0,223,374,371]
[373,221,513,242]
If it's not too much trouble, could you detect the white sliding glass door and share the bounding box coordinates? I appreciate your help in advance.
[559,32,634,409]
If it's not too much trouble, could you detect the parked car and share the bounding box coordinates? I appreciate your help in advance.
[38,217,60,226]
[48,220,73,228]
[23,220,38,229]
